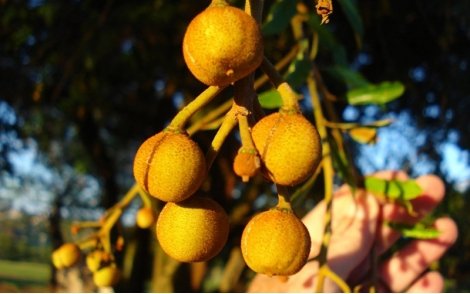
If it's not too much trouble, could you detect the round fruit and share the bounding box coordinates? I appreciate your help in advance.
[182,5,264,86]
[93,265,120,288]
[52,243,81,269]
[156,196,230,262]
[133,131,206,203]
[251,112,321,186]
[136,207,156,229]
[241,208,311,276]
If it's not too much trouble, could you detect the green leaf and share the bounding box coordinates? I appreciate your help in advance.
[261,0,297,36]
[325,65,370,88]
[336,0,364,37]
[364,177,423,201]
[346,81,405,105]
[258,89,283,109]
[285,58,312,89]
[388,222,441,239]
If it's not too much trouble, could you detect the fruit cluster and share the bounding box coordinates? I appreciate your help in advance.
[52,0,323,287]
[130,0,322,278]
[51,243,120,288]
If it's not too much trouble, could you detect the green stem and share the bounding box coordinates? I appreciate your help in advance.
[205,104,239,170]
[308,75,335,293]
[168,86,223,131]
[245,0,264,23]
[260,57,300,111]
[322,265,352,293]
[276,184,293,211]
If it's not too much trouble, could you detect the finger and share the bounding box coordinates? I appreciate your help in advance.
[406,271,444,293]
[379,217,458,292]
[377,174,446,254]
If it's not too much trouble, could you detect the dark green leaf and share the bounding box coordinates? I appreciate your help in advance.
[325,65,370,88]
[346,81,405,105]
[285,58,312,89]
[258,89,283,109]
[261,0,297,36]
[388,222,441,239]
[336,0,364,37]
[365,177,423,201]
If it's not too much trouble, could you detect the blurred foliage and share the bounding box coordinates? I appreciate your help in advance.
[0,0,469,292]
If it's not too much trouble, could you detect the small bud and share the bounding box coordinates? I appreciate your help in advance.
[233,149,260,182]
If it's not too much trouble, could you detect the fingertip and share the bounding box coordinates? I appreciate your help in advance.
[406,271,444,293]
[434,217,458,246]
[415,174,445,203]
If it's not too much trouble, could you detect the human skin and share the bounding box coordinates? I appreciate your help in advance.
[248,170,458,292]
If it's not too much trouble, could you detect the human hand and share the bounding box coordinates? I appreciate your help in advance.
[248,170,458,292]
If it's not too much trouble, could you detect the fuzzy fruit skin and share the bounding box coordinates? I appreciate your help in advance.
[241,208,311,276]
[156,196,230,263]
[183,5,263,86]
[52,243,81,269]
[133,131,206,203]
[93,265,120,288]
[136,207,156,229]
[251,112,321,186]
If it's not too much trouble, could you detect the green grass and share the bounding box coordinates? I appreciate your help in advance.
[0,259,50,283]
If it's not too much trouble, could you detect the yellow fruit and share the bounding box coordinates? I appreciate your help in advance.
[251,112,321,186]
[133,131,206,202]
[93,265,120,288]
[156,196,230,262]
[241,208,311,276]
[136,207,156,229]
[182,5,264,86]
[52,243,81,269]
[86,250,110,273]
[233,148,261,182]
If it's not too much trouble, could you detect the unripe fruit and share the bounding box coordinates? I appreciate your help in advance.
[136,207,156,229]
[133,131,206,203]
[251,112,321,186]
[241,208,311,276]
[52,243,81,269]
[233,148,260,182]
[156,196,230,262]
[182,5,264,86]
[93,265,120,288]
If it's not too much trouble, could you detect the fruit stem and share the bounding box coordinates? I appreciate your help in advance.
[234,76,257,150]
[245,0,264,23]
[260,56,301,112]
[168,86,224,132]
[186,46,300,135]
[276,184,293,211]
[308,74,335,293]
[319,264,352,293]
[137,186,154,209]
[205,103,239,170]
[210,0,229,7]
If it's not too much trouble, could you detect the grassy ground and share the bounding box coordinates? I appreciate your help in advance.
[0,259,50,292]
